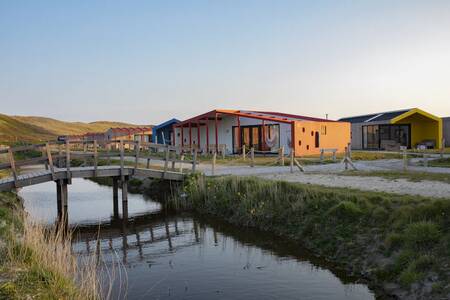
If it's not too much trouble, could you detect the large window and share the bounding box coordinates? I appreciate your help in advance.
[362,124,411,149]
[232,124,280,153]
[362,125,379,149]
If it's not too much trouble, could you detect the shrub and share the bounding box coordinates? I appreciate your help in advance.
[403,221,441,251]
[326,201,363,220]
[384,232,404,252]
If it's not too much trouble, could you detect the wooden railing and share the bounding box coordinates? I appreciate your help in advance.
[0,140,198,188]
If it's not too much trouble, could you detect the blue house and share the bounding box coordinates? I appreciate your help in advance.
[152,118,180,145]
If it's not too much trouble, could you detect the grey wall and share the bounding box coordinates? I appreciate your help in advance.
[444,117,450,147]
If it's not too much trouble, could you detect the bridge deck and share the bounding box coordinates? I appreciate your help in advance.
[0,166,185,192]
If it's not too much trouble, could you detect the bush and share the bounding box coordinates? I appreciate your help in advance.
[326,201,363,220]
[403,221,441,251]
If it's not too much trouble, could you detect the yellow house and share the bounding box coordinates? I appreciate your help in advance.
[339,108,443,150]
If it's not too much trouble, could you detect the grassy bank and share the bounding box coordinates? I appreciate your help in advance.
[0,192,102,299]
[172,175,450,299]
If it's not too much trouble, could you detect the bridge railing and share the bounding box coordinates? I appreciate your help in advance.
[0,140,197,187]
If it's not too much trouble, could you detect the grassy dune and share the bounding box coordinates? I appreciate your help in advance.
[0,113,146,144]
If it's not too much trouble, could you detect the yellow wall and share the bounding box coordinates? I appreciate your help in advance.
[293,121,351,156]
[391,112,442,149]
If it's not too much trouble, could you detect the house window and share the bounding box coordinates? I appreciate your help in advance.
[321,126,327,135]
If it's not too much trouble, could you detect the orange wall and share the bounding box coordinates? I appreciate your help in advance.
[293,121,351,156]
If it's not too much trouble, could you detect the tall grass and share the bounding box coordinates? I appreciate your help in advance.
[1,210,120,299]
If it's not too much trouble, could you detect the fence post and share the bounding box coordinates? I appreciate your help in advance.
[58,144,63,168]
[163,145,169,177]
[347,143,352,159]
[8,148,18,188]
[106,142,111,165]
[320,149,324,163]
[65,140,71,182]
[93,140,98,176]
[134,140,141,170]
[41,146,48,170]
[332,150,337,162]
[45,142,55,180]
[290,148,294,173]
[120,140,125,182]
[83,142,88,166]
[403,148,408,171]
[212,151,217,175]
[192,149,197,172]
[423,153,428,168]
[250,147,255,167]
[344,147,349,170]
[280,146,285,166]
[441,138,445,159]
[221,145,225,160]
[242,144,246,160]
[179,154,185,173]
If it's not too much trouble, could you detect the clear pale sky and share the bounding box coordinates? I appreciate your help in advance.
[1,0,450,124]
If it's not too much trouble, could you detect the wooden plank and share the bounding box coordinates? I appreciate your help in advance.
[45,143,56,180]
[212,152,216,176]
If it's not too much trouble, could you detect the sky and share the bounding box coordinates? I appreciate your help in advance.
[1,0,450,124]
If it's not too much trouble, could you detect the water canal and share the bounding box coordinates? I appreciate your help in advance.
[19,179,375,300]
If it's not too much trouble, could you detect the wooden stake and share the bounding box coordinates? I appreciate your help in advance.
[403,148,408,171]
[212,152,216,175]
[135,140,141,169]
[65,141,71,181]
[290,148,294,173]
[8,148,18,188]
[179,154,184,173]
[45,143,55,180]
[93,140,98,177]
[250,147,255,167]
[242,144,246,160]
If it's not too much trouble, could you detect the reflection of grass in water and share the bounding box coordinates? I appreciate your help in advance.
[0,192,123,299]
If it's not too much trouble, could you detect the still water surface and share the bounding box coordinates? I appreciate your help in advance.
[19,179,375,300]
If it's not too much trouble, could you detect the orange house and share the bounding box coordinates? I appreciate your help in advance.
[173,109,350,156]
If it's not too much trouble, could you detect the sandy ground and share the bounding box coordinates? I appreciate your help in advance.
[112,156,450,199]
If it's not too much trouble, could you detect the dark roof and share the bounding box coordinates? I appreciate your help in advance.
[339,109,411,124]
[153,118,180,130]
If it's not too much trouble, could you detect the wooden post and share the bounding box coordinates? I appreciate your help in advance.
[146,158,150,169]
[120,140,125,182]
[179,154,184,173]
[41,146,48,170]
[56,182,62,218]
[212,152,216,175]
[106,142,111,165]
[122,176,128,220]
[345,147,349,167]
[280,146,285,166]
[221,144,225,160]
[83,142,87,166]
[93,140,98,177]
[347,143,352,159]
[58,144,63,168]
[332,150,336,162]
[206,122,209,154]
[113,177,119,218]
[242,144,246,160]
[45,143,55,180]
[192,149,197,172]
[134,140,141,169]
[65,141,71,182]
[163,145,169,177]
[8,148,18,188]
[290,148,294,173]
[250,147,255,167]
[423,153,428,168]
[214,113,218,153]
[320,149,324,163]
[57,179,68,225]
[403,148,408,171]
[171,151,176,170]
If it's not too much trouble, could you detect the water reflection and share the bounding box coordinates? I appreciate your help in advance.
[20,179,375,300]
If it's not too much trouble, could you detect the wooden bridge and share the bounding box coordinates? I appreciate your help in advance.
[0,140,198,221]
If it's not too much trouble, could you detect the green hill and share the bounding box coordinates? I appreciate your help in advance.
[0,114,146,144]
